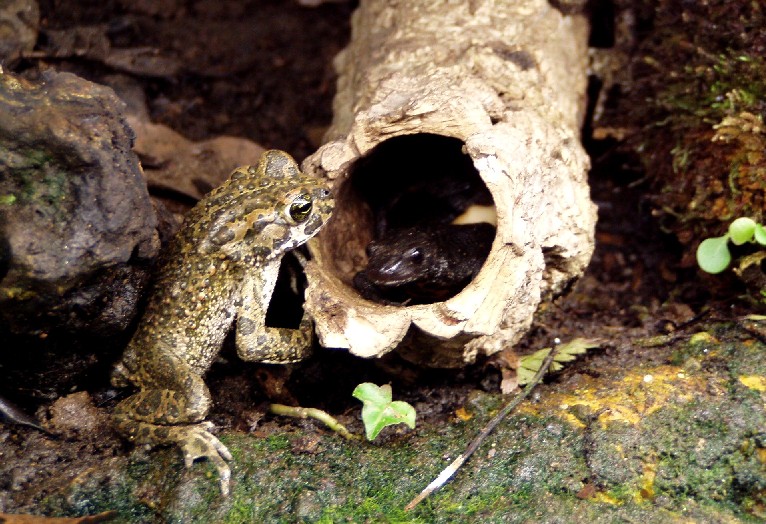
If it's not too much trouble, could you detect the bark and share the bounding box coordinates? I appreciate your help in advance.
[303,0,596,366]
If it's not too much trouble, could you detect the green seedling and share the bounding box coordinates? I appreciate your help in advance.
[517,338,598,386]
[352,383,416,440]
[696,217,766,274]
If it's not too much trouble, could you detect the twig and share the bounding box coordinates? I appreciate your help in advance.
[404,346,559,511]
[269,403,359,441]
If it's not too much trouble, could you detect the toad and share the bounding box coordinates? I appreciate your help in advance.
[111,150,334,495]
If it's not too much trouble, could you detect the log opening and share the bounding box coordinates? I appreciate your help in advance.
[316,133,497,306]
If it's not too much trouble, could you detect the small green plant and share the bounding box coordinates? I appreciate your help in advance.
[696,217,766,274]
[517,338,599,386]
[352,383,416,440]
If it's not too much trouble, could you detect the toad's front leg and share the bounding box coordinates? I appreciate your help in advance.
[235,270,314,364]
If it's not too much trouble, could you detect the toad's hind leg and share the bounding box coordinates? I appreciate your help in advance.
[113,357,233,495]
[114,415,233,496]
[114,349,212,425]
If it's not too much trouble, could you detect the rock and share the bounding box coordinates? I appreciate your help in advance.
[0,69,159,336]
[45,391,108,439]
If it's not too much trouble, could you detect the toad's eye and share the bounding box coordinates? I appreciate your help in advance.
[287,193,313,223]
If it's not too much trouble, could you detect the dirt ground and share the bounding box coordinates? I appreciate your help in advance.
[2,0,764,522]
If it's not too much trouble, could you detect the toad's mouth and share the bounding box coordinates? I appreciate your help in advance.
[264,249,309,330]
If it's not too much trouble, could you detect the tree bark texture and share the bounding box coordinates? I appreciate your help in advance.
[303,0,596,366]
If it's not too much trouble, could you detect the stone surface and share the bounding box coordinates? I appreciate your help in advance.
[0,69,159,336]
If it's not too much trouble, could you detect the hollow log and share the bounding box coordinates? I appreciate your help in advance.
[302,0,596,367]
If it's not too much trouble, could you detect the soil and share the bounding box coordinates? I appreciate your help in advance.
[1,0,763,522]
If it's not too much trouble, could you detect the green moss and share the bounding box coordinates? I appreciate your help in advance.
[0,194,16,205]
[38,326,766,523]
[0,146,72,222]
[261,432,292,452]
[619,0,766,249]
[38,458,159,524]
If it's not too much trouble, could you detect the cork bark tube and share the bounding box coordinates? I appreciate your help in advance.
[302,0,597,367]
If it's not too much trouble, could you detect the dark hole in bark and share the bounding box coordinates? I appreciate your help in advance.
[264,250,307,330]
[322,133,497,306]
[586,0,616,48]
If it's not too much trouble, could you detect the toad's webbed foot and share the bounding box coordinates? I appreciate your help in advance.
[172,422,233,496]
[116,416,233,496]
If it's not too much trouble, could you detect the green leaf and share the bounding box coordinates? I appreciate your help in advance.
[517,338,599,386]
[696,235,731,273]
[352,383,416,440]
[729,217,756,245]
[754,224,766,246]
[352,382,391,405]
[517,348,554,386]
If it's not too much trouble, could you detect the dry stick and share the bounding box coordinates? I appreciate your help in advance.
[269,403,359,441]
[404,346,559,511]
